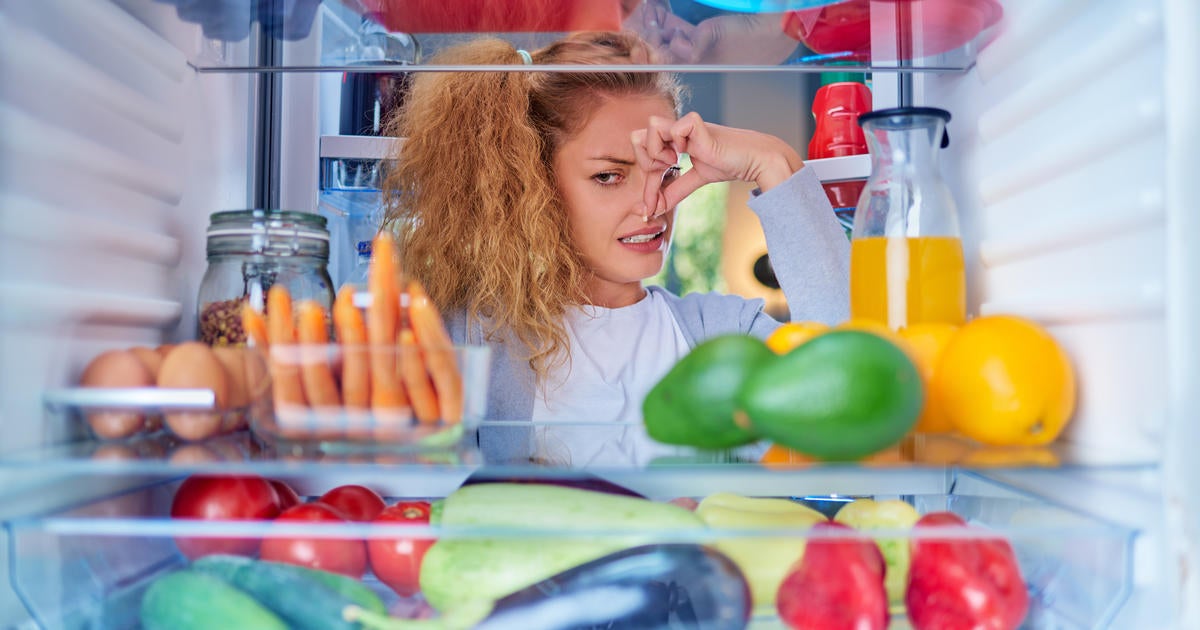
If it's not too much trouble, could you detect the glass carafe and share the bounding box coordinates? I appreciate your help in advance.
[849,107,965,328]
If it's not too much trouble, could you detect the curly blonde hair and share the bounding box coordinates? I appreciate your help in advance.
[383,32,682,385]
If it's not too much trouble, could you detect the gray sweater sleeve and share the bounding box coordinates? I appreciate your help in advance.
[747,165,850,325]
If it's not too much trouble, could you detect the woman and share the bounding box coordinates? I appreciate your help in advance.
[382,31,848,464]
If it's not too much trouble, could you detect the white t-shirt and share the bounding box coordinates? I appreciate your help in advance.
[530,290,691,467]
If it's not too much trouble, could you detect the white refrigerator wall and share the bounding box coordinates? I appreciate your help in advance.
[0,2,259,625]
[922,0,1199,624]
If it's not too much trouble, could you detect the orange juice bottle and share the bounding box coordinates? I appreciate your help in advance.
[850,107,965,328]
[850,236,965,326]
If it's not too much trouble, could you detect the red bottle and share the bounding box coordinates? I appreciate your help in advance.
[809,81,872,210]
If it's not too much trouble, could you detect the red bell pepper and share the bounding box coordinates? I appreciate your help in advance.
[776,521,889,630]
[906,512,1029,630]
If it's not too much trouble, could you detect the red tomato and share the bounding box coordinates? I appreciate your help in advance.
[261,503,368,578]
[269,479,302,511]
[170,475,281,559]
[317,485,386,522]
[368,501,434,596]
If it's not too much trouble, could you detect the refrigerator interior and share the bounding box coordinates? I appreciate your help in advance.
[1,0,1197,628]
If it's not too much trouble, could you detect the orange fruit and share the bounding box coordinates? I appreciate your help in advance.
[897,322,959,433]
[759,443,815,467]
[765,321,829,354]
[836,319,914,356]
[935,315,1075,446]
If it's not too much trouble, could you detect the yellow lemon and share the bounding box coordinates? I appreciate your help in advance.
[765,321,829,354]
[936,315,1076,446]
[897,322,959,434]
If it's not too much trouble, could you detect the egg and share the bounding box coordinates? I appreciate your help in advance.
[157,342,229,441]
[129,346,163,378]
[212,346,250,433]
[79,349,153,439]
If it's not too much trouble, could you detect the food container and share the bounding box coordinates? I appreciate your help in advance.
[247,343,491,450]
[198,210,335,346]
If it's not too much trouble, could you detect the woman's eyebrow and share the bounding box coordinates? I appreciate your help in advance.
[587,155,636,165]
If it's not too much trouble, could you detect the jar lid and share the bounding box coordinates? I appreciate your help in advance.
[207,210,329,240]
[206,210,330,258]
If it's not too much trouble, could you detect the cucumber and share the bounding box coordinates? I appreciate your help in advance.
[193,554,386,615]
[294,563,387,615]
[140,570,287,630]
[194,556,360,630]
[422,483,704,612]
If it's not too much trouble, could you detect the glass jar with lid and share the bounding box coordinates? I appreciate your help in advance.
[198,210,334,346]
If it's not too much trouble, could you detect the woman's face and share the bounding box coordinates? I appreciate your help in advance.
[554,94,678,308]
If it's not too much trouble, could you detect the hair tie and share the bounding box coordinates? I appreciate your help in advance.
[516,49,533,65]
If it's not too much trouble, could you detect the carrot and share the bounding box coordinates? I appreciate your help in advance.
[242,304,269,349]
[333,285,370,409]
[266,285,306,408]
[399,329,440,424]
[367,233,409,411]
[408,280,464,424]
[296,300,341,408]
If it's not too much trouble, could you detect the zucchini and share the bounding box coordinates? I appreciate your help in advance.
[192,554,385,615]
[140,570,287,630]
[421,483,704,613]
[194,555,359,630]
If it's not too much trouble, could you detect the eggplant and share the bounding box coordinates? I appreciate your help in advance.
[458,470,645,499]
[473,544,751,630]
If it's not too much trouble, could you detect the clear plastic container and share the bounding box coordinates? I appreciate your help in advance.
[198,210,335,346]
[3,469,1134,629]
[247,343,492,450]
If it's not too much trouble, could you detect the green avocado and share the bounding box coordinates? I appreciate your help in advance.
[643,334,775,449]
[738,330,923,460]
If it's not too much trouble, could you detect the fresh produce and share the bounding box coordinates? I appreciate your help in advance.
[738,330,923,460]
[458,470,645,498]
[190,554,361,630]
[420,483,704,612]
[776,521,888,630]
[269,479,302,511]
[260,502,368,578]
[368,501,434,596]
[318,484,387,522]
[764,321,828,354]
[140,569,287,630]
[476,544,751,630]
[170,474,282,559]
[643,334,774,449]
[897,322,959,433]
[244,232,466,435]
[936,315,1075,446]
[834,498,922,605]
[192,554,387,616]
[907,512,1029,630]
[695,492,827,608]
[348,545,751,630]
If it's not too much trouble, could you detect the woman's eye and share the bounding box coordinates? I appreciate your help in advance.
[593,172,624,186]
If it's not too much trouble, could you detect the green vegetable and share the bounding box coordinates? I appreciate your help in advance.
[695,493,827,609]
[833,498,922,607]
[192,554,359,630]
[739,331,922,460]
[140,570,287,630]
[643,334,773,448]
[421,483,704,613]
